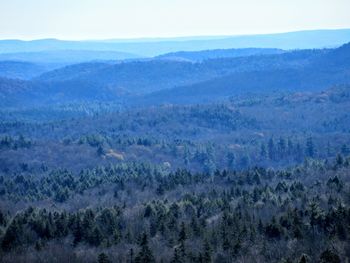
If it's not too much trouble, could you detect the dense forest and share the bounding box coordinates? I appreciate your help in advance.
[1,85,349,173]
[0,156,349,262]
[1,37,350,262]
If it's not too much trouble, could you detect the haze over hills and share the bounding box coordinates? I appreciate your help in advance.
[0,29,349,84]
[0,61,52,79]
[156,48,285,62]
[0,50,141,64]
[1,28,350,263]
[143,43,350,105]
[1,42,349,108]
[1,29,350,56]
[2,0,350,259]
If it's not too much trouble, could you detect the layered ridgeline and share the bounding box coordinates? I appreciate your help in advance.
[0,42,350,107]
[1,29,350,55]
[1,29,350,263]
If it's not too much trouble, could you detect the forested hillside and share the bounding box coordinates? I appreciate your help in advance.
[0,156,349,262]
[0,61,51,80]
[1,43,349,108]
[1,86,349,173]
[0,36,350,262]
[156,48,284,62]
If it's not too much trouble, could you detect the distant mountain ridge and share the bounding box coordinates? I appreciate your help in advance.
[34,48,326,95]
[141,43,350,105]
[0,61,50,79]
[1,29,350,56]
[0,42,349,108]
[156,48,285,62]
[0,50,141,64]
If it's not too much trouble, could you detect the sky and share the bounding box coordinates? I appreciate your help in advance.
[0,0,350,40]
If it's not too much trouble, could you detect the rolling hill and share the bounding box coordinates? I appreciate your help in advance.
[0,43,349,108]
[0,61,49,79]
[0,50,141,65]
[156,48,285,61]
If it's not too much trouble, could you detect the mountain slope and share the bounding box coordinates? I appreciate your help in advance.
[139,43,350,105]
[36,49,327,94]
[0,50,141,64]
[1,43,349,107]
[156,48,285,61]
[0,61,50,79]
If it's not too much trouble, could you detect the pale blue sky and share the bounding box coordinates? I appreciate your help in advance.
[0,0,349,40]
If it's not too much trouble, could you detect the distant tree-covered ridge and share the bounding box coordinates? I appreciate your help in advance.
[1,86,349,173]
[1,42,350,107]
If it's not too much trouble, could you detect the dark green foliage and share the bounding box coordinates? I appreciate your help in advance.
[0,135,31,150]
[202,239,212,263]
[98,252,111,263]
[1,86,350,175]
[299,254,308,263]
[305,137,315,158]
[320,249,341,263]
[135,233,155,263]
[0,157,349,262]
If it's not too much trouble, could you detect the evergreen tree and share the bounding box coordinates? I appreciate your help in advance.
[89,227,103,246]
[298,254,308,263]
[320,249,341,263]
[226,152,236,169]
[98,252,111,263]
[335,153,344,166]
[326,141,332,156]
[239,154,250,168]
[135,233,155,263]
[341,144,349,155]
[178,222,187,242]
[171,248,182,263]
[309,202,323,235]
[1,219,21,251]
[268,138,275,160]
[129,248,134,263]
[287,138,294,156]
[97,145,105,156]
[305,137,315,158]
[278,137,286,158]
[202,239,212,263]
[260,143,267,158]
[73,218,83,246]
[295,142,303,161]
[178,222,187,259]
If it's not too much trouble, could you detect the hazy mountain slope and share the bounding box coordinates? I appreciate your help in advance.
[0,50,141,64]
[0,77,29,95]
[1,44,348,107]
[0,77,37,107]
[140,69,349,105]
[138,43,350,105]
[156,48,285,61]
[0,61,50,79]
[313,42,350,69]
[36,60,214,93]
[35,62,111,81]
[36,49,327,94]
